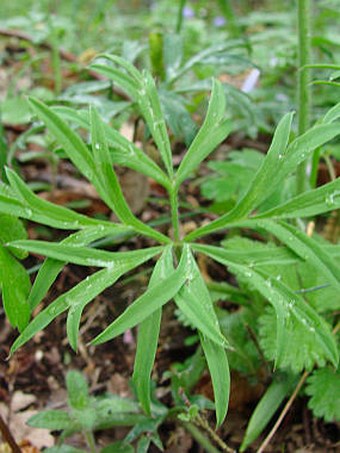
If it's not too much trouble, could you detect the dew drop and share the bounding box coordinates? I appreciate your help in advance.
[95,143,100,150]
[325,194,334,206]
[278,153,284,160]
[24,208,33,218]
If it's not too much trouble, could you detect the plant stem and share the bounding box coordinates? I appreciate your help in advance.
[84,430,97,453]
[296,0,312,194]
[182,422,222,453]
[176,0,187,34]
[170,182,181,243]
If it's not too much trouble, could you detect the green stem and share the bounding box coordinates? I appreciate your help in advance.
[296,0,312,194]
[170,181,181,243]
[176,0,187,34]
[182,422,222,453]
[84,430,97,453]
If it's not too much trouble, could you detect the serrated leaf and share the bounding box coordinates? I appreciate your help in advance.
[66,370,90,410]
[11,247,161,354]
[199,334,230,427]
[305,368,340,422]
[176,79,232,187]
[133,246,173,414]
[259,306,337,372]
[193,243,338,369]
[91,245,191,345]
[0,246,31,331]
[254,178,340,219]
[240,373,297,451]
[27,410,72,430]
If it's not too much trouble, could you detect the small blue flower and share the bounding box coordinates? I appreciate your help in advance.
[213,16,226,27]
[183,6,195,19]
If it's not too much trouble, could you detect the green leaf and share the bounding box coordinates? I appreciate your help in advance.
[174,250,229,348]
[322,102,340,124]
[133,247,174,414]
[193,243,338,369]
[0,214,28,259]
[281,123,340,176]
[28,97,96,183]
[4,169,119,231]
[138,71,173,176]
[28,226,128,311]
[185,112,294,241]
[196,242,299,267]
[0,246,31,331]
[27,410,72,430]
[66,370,90,410]
[91,245,191,345]
[246,220,340,289]
[100,442,134,453]
[92,55,173,176]
[240,374,297,451]
[259,306,337,372]
[254,178,340,219]
[199,334,230,427]
[8,240,162,268]
[11,247,161,354]
[89,106,169,244]
[176,79,232,187]
[53,106,169,188]
[306,368,340,422]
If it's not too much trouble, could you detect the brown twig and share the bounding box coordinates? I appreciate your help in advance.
[0,413,21,453]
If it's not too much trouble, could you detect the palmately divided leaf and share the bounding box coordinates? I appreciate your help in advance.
[53,106,169,188]
[91,245,192,345]
[11,247,162,354]
[185,111,294,241]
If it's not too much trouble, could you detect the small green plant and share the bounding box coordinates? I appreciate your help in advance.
[0,55,339,450]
